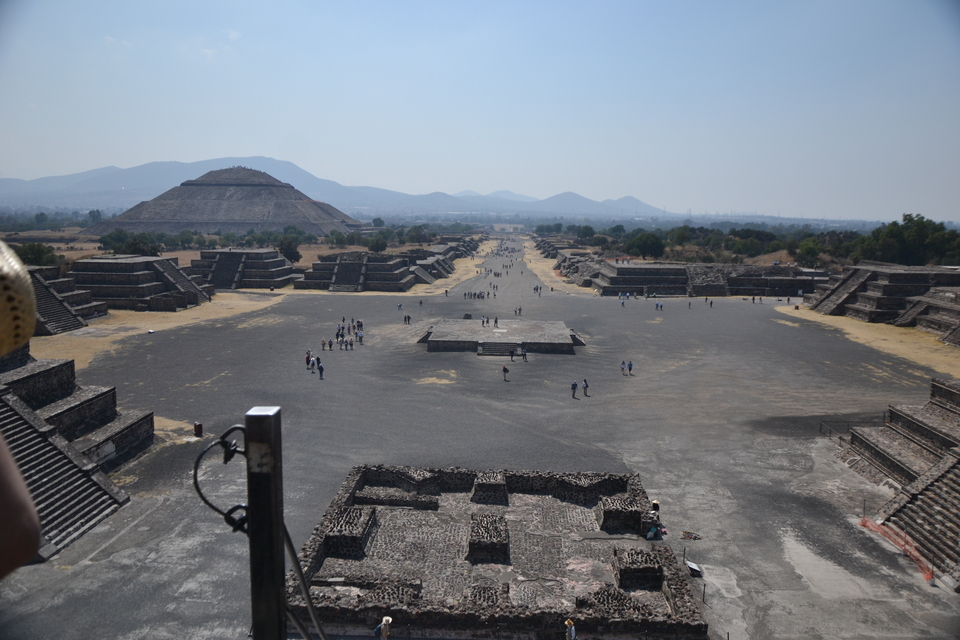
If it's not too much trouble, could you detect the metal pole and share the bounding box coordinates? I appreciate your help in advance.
[246,406,285,640]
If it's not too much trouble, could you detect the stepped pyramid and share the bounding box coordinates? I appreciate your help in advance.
[0,343,153,558]
[86,167,361,237]
[846,379,960,589]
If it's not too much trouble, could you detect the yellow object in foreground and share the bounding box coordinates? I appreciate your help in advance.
[0,240,36,356]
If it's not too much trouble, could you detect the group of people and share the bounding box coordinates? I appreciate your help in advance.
[464,290,490,300]
[480,316,498,327]
[305,350,324,379]
[320,318,364,350]
[620,360,634,375]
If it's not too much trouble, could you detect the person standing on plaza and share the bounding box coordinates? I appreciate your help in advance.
[571,380,578,398]
[502,365,509,381]
[627,361,633,375]
[621,361,626,375]
[317,361,323,379]
[582,379,589,397]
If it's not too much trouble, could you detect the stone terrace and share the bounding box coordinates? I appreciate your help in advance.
[419,319,586,355]
[287,466,706,640]
[845,378,960,589]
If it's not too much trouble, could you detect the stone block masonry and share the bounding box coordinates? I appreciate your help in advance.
[287,465,707,640]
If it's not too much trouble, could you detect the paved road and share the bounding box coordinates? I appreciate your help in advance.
[1,237,957,639]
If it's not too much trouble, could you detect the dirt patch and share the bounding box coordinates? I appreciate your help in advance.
[28,290,291,370]
[521,239,595,296]
[776,305,960,378]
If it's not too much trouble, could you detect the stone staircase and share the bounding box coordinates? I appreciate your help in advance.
[208,251,246,289]
[411,266,437,285]
[0,356,155,472]
[30,271,86,335]
[150,257,211,303]
[810,268,874,315]
[0,391,127,558]
[477,342,521,356]
[330,259,364,292]
[852,379,960,589]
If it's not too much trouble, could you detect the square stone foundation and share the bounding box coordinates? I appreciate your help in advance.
[286,465,706,640]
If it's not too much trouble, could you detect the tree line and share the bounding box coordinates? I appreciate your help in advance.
[535,214,960,267]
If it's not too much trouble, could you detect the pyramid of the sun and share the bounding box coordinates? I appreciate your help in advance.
[86,167,361,236]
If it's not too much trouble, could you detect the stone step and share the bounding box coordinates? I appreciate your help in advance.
[0,395,124,556]
[898,504,959,566]
[36,386,118,441]
[72,410,154,471]
[889,405,960,451]
[909,495,960,544]
[889,515,951,572]
[477,342,521,357]
[849,426,938,482]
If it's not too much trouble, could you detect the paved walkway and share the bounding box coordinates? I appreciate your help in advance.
[2,236,958,640]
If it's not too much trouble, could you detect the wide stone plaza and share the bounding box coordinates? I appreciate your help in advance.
[1,237,959,639]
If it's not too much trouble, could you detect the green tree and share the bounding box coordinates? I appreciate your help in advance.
[732,237,763,257]
[624,232,665,259]
[87,210,103,225]
[34,212,48,226]
[371,217,385,228]
[406,225,429,245]
[276,236,302,263]
[171,229,191,249]
[14,242,60,266]
[578,225,595,239]
[99,229,131,251]
[796,238,822,267]
[608,224,626,238]
[368,237,388,253]
[118,233,161,256]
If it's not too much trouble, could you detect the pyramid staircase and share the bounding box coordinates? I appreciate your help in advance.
[809,268,874,315]
[207,251,246,289]
[0,344,153,557]
[30,271,87,335]
[0,390,128,558]
[852,379,960,589]
[150,257,211,303]
[329,257,365,292]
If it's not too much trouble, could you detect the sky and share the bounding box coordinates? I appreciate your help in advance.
[0,1,958,222]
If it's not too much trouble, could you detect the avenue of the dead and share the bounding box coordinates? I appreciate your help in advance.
[1,237,959,640]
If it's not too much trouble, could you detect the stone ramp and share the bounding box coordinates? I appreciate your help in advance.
[0,391,127,558]
[30,271,86,335]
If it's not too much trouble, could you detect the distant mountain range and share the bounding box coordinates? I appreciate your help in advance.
[0,156,673,220]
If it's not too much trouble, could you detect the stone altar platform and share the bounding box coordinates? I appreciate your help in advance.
[418,319,585,354]
[287,465,706,640]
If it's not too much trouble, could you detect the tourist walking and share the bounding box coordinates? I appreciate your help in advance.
[621,361,626,375]
[317,361,323,379]
[582,379,589,397]
[565,619,577,640]
[502,365,509,381]
[571,380,578,398]
[627,361,633,375]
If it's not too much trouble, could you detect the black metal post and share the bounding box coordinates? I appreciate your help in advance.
[246,406,285,640]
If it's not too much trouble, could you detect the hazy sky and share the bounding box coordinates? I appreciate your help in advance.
[1,1,958,221]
